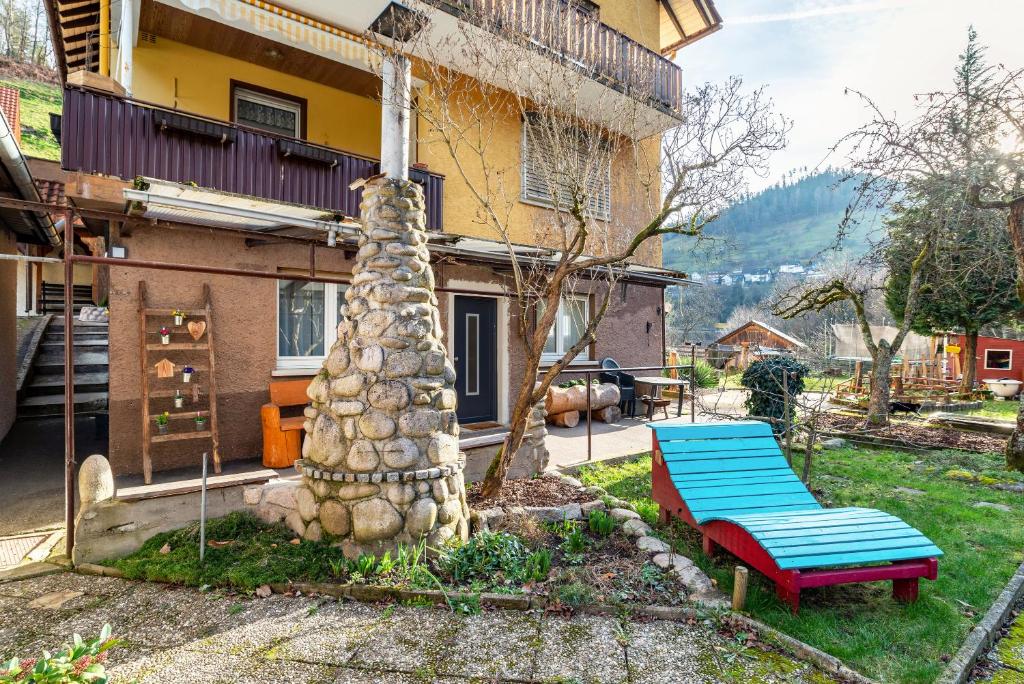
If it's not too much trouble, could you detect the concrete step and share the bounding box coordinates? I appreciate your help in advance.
[44,332,109,342]
[18,391,109,417]
[40,339,109,352]
[25,372,109,396]
[49,320,108,329]
[34,352,109,375]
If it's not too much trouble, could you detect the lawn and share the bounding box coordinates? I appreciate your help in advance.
[578,447,1024,684]
[0,78,61,160]
[967,399,1020,421]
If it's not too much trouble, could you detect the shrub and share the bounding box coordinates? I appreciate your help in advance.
[691,360,720,389]
[436,531,532,584]
[740,357,808,431]
[588,510,616,537]
[1,624,117,684]
[556,581,595,607]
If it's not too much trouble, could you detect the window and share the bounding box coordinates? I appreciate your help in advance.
[232,85,303,138]
[540,296,590,361]
[521,114,611,220]
[277,280,347,370]
[985,349,1013,371]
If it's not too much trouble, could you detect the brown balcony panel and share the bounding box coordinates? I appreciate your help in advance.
[61,87,445,230]
[426,0,682,114]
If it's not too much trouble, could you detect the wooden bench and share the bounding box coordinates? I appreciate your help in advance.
[260,379,311,468]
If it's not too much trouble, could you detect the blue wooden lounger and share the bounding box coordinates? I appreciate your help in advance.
[649,420,941,611]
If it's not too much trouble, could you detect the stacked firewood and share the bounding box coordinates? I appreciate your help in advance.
[545,383,621,427]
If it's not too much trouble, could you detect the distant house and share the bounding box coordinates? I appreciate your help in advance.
[743,269,772,284]
[950,328,1024,385]
[708,320,807,370]
[778,264,805,275]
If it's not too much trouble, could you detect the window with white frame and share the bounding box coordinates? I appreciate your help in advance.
[233,86,302,138]
[985,349,1013,370]
[540,295,591,362]
[521,114,611,220]
[277,280,347,370]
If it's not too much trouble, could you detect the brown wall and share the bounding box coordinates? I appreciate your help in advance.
[107,224,665,475]
[107,224,355,475]
[0,229,16,441]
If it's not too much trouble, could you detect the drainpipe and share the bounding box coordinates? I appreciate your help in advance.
[0,111,61,247]
[118,0,134,96]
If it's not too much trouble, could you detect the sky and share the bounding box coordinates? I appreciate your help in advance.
[677,0,1024,190]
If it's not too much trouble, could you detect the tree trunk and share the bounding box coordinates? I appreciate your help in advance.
[1006,199,1024,470]
[958,330,978,397]
[866,350,893,426]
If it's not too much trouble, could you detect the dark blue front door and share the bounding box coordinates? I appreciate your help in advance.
[453,296,497,424]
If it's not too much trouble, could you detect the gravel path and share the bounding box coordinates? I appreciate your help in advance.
[0,572,840,683]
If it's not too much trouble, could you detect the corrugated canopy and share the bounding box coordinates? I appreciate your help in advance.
[659,0,723,54]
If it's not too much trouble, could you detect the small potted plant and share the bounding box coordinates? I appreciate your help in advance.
[194,412,208,432]
[155,411,169,435]
[159,327,171,345]
[182,365,195,383]
[172,308,187,326]
[173,390,185,409]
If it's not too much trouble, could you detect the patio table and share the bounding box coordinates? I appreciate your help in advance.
[633,376,690,420]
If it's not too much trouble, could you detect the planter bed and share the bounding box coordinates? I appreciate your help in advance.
[819,412,1007,453]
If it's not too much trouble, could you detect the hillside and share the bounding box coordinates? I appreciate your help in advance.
[663,170,882,274]
[0,65,61,161]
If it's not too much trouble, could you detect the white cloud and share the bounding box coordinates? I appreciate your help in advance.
[728,0,916,25]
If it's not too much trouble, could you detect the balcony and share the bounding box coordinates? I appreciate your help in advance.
[420,0,683,115]
[60,86,445,231]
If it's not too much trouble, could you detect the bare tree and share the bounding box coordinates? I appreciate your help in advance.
[374,5,789,496]
[774,207,935,427]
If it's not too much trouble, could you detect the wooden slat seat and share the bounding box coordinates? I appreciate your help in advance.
[649,419,941,611]
[279,416,306,432]
[261,379,311,468]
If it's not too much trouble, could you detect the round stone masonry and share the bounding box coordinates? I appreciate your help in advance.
[298,177,469,558]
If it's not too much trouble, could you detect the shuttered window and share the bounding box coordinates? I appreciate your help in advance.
[520,114,611,221]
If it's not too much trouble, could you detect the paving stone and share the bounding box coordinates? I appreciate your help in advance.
[184,596,312,657]
[108,648,336,684]
[895,487,926,496]
[434,609,542,680]
[534,613,628,684]
[348,605,463,673]
[625,620,718,684]
[275,601,388,666]
[973,501,1012,512]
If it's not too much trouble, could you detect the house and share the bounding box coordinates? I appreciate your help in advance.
[708,319,806,370]
[743,268,772,284]
[778,264,804,275]
[950,328,1024,385]
[42,0,721,479]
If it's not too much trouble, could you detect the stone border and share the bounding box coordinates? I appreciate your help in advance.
[294,457,464,484]
[935,559,1024,684]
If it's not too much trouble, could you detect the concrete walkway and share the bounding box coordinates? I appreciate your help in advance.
[546,389,748,469]
[0,572,837,683]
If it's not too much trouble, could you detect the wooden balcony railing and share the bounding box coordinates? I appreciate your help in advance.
[425,0,683,114]
[61,87,445,231]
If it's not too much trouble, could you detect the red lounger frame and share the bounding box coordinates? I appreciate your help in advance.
[651,431,939,612]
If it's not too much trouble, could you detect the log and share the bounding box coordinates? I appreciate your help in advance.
[547,383,620,414]
[591,405,622,423]
[547,410,580,428]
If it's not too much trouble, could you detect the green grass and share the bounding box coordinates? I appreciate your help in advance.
[966,400,1019,421]
[106,512,346,590]
[578,448,1024,684]
[0,78,61,160]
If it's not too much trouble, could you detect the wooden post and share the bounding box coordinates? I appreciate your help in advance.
[690,345,696,423]
[853,360,863,392]
[732,566,749,611]
[783,370,792,465]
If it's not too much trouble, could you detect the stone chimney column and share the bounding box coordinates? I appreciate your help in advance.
[296,177,469,557]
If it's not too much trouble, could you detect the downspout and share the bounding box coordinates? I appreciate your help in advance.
[0,112,61,247]
[100,0,110,76]
[118,0,134,96]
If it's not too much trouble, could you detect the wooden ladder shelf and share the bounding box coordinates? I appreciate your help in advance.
[138,281,222,484]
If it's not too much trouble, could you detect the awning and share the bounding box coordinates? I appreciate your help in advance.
[122,179,694,287]
[123,179,361,243]
[153,0,378,72]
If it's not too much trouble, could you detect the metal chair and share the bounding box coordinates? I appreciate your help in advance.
[599,357,636,417]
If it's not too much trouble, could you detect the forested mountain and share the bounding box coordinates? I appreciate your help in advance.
[663,169,881,274]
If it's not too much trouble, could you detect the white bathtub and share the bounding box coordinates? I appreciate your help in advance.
[986,379,1023,398]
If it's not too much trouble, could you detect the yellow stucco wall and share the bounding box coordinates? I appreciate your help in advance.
[121,37,383,159]
[599,0,662,51]
[114,2,664,266]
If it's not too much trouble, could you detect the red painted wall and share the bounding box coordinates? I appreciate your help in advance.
[953,334,1024,383]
